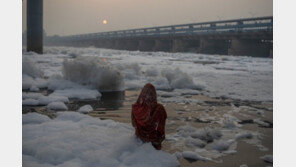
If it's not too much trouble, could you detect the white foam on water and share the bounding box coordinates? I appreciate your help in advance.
[23,46,272,101]
[22,112,179,167]
[78,105,94,114]
[62,56,124,91]
[46,102,68,111]
[51,88,101,100]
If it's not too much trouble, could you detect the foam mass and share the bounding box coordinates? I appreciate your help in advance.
[62,56,124,91]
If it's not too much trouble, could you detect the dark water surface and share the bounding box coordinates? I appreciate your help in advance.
[67,91,126,111]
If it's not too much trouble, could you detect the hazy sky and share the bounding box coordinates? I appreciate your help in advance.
[22,0,273,36]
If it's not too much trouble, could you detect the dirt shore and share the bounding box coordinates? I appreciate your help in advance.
[23,90,273,167]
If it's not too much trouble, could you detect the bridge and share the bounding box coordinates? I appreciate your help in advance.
[46,16,273,57]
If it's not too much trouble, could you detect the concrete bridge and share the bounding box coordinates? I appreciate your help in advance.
[46,16,273,57]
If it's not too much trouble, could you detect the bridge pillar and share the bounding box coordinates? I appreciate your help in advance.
[79,40,88,47]
[88,39,96,47]
[102,40,116,49]
[228,39,272,57]
[172,39,200,52]
[73,40,80,47]
[27,0,43,54]
[199,39,229,55]
[138,40,155,51]
[153,39,172,52]
[125,40,139,51]
[114,40,126,50]
[93,39,103,48]
[80,40,94,47]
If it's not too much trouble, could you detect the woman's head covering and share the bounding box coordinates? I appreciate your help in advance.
[136,83,157,108]
[132,83,157,126]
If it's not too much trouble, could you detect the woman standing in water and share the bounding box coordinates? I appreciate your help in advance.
[131,83,167,150]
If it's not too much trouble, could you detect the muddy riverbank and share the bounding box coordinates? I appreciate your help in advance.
[22,90,273,167]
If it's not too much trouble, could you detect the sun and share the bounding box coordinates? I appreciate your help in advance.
[102,19,108,25]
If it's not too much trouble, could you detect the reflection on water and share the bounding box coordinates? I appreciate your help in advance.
[98,91,125,110]
[67,91,125,111]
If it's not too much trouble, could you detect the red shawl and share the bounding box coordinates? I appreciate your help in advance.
[131,83,167,150]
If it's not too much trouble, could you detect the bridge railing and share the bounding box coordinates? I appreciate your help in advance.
[53,16,272,42]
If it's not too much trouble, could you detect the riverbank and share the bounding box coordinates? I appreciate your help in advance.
[23,89,273,167]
